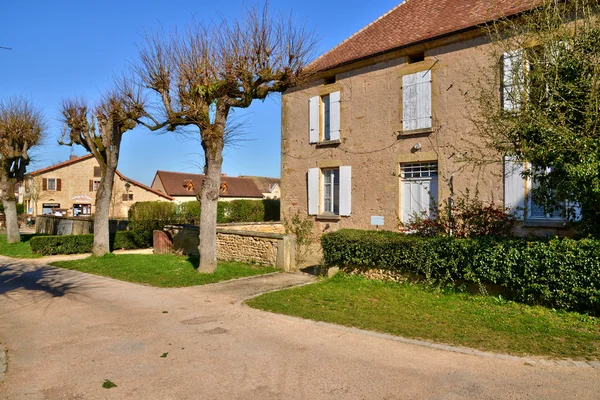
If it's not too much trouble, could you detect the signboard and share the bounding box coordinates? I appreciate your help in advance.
[72,195,93,202]
[371,216,384,226]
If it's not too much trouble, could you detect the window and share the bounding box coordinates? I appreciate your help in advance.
[307,166,352,217]
[93,181,100,191]
[93,166,101,177]
[309,91,340,143]
[43,178,61,191]
[122,193,134,202]
[402,70,432,132]
[502,50,526,111]
[406,52,425,64]
[400,162,438,223]
[504,157,578,222]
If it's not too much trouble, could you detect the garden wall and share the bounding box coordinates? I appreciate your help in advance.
[35,215,128,236]
[158,223,295,271]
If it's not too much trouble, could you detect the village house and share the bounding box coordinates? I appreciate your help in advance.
[239,176,281,199]
[280,0,569,235]
[150,170,266,203]
[24,155,173,218]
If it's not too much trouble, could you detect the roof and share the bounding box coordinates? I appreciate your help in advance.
[29,154,173,201]
[310,0,539,72]
[153,170,264,198]
[238,176,280,193]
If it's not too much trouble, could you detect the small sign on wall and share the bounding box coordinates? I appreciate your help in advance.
[371,216,384,231]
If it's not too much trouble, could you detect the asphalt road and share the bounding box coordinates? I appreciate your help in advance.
[1,257,599,399]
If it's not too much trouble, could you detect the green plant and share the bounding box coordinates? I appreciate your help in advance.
[321,229,600,314]
[102,380,117,389]
[128,202,181,246]
[29,231,147,255]
[284,210,316,267]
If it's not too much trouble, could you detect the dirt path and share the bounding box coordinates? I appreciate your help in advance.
[0,257,598,399]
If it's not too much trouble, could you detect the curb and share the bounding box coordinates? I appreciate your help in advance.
[253,311,600,369]
[0,343,7,382]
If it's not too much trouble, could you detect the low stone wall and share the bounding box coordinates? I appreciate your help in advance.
[35,215,128,236]
[216,222,285,234]
[160,224,296,271]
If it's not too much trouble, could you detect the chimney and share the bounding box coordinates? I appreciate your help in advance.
[69,155,78,160]
[221,173,227,176]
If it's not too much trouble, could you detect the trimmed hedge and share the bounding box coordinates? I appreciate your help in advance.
[322,229,600,314]
[30,231,146,256]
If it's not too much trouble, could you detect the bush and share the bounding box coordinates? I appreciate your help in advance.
[128,202,181,246]
[30,231,147,256]
[0,203,26,215]
[322,229,600,314]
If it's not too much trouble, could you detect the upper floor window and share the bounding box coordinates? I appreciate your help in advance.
[94,166,101,178]
[502,50,526,111]
[89,180,101,191]
[122,193,134,202]
[43,178,61,191]
[309,91,340,144]
[402,70,432,132]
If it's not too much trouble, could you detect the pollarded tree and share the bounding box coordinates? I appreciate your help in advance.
[0,97,46,243]
[61,81,145,255]
[469,0,600,234]
[136,3,316,272]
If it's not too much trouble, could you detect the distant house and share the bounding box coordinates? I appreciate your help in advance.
[151,171,264,203]
[239,176,281,199]
[24,155,173,218]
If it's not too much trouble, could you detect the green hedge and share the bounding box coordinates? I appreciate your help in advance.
[322,229,600,314]
[30,231,146,256]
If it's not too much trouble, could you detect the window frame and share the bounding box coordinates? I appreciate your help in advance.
[321,167,340,215]
[47,178,57,191]
[399,162,439,223]
[401,69,433,133]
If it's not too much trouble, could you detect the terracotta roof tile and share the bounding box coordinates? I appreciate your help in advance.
[153,171,264,198]
[311,0,540,72]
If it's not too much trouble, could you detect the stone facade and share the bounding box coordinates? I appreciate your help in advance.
[24,155,172,219]
[216,232,278,266]
[281,29,569,237]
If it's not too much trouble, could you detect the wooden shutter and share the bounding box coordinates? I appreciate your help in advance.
[339,166,352,216]
[122,194,128,201]
[402,70,432,131]
[502,50,524,111]
[504,156,525,219]
[42,178,47,191]
[89,180,93,191]
[307,168,319,215]
[329,91,341,141]
[94,167,101,177]
[56,179,62,192]
[309,96,320,144]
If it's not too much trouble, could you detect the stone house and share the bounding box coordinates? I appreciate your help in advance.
[280,0,573,236]
[24,155,173,218]
[151,170,265,203]
[240,176,281,199]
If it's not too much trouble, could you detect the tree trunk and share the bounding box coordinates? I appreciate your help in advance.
[198,141,224,273]
[93,166,116,256]
[3,199,20,244]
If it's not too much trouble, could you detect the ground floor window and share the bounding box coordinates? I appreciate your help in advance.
[42,203,60,215]
[400,162,438,223]
[307,166,352,217]
[322,168,339,215]
[73,204,91,217]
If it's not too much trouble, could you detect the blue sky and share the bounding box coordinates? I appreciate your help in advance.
[1,0,400,185]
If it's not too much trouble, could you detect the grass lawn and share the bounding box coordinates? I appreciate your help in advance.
[0,234,41,258]
[50,254,278,287]
[247,274,600,360]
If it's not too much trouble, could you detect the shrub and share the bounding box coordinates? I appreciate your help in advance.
[322,229,600,314]
[30,231,147,256]
[174,199,280,224]
[128,202,181,246]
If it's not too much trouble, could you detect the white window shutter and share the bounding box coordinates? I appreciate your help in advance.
[402,73,418,131]
[307,168,319,215]
[309,96,320,144]
[416,70,432,130]
[329,91,341,140]
[339,166,352,216]
[504,156,525,219]
[503,50,524,111]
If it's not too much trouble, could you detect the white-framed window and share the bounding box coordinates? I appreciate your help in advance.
[502,50,526,112]
[504,157,579,221]
[309,91,340,143]
[307,166,351,216]
[400,162,438,223]
[93,180,101,191]
[402,70,432,131]
[47,179,56,191]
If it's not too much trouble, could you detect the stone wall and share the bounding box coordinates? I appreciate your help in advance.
[215,222,285,234]
[161,224,296,271]
[35,215,128,236]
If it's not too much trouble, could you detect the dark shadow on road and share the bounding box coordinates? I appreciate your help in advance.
[0,262,80,297]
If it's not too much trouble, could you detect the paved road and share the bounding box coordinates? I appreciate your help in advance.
[0,257,599,399]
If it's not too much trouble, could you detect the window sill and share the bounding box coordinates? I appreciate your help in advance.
[315,139,341,148]
[522,219,568,228]
[316,214,342,221]
[398,128,433,137]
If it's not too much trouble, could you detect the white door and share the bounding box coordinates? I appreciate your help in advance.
[400,163,438,223]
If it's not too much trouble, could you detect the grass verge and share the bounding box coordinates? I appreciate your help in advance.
[50,254,278,287]
[0,234,41,258]
[246,274,600,360]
